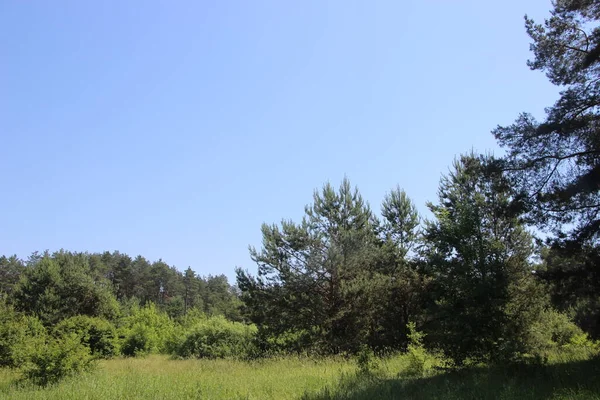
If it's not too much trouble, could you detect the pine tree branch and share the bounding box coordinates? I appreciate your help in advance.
[503,150,600,171]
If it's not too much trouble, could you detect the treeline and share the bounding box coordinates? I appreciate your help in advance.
[0,251,251,385]
[0,250,242,322]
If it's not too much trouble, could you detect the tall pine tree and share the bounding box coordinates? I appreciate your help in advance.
[237,178,380,353]
[423,155,546,363]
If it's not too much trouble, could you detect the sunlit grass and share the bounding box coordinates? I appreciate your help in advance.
[0,351,599,400]
[0,355,357,400]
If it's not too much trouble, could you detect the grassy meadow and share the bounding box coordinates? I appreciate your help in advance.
[1,352,599,400]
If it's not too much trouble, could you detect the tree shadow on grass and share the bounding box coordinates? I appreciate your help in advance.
[301,357,600,400]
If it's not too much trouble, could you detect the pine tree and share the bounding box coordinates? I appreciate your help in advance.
[423,155,546,363]
[493,0,600,244]
[369,187,427,350]
[237,178,379,353]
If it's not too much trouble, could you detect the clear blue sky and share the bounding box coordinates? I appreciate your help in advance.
[1,1,559,281]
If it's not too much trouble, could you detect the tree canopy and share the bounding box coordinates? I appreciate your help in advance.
[493,0,600,244]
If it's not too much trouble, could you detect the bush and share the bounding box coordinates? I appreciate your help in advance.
[404,322,436,377]
[527,309,599,361]
[120,323,159,356]
[0,300,46,368]
[172,315,257,359]
[260,329,317,356]
[176,308,206,328]
[8,316,47,369]
[119,303,175,356]
[54,315,119,358]
[20,333,95,386]
[356,345,379,375]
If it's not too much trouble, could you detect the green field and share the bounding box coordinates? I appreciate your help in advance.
[1,354,599,400]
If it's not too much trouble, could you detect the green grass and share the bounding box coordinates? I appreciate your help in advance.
[0,353,599,399]
[305,357,600,400]
[0,355,356,399]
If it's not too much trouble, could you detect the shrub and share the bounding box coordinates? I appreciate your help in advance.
[8,316,47,369]
[173,315,257,359]
[20,333,95,386]
[0,300,46,368]
[120,323,159,356]
[177,307,207,329]
[260,329,316,356]
[404,322,436,377]
[524,309,600,364]
[356,345,379,375]
[54,315,119,358]
[528,309,591,354]
[119,303,175,356]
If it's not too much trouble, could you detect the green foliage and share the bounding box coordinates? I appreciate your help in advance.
[172,315,257,359]
[202,275,243,321]
[120,303,175,356]
[355,345,379,375]
[250,328,316,357]
[182,267,202,313]
[0,255,25,295]
[0,299,46,368]
[492,1,600,244]
[176,307,207,329]
[538,244,600,339]
[1,249,245,360]
[163,295,185,319]
[403,322,436,377]
[54,316,119,358]
[118,296,142,318]
[527,309,599,361]
[4,250,241,328]
[381,186,420,259]
[120,323,159,357]
[238,178,411,354]
[13,252,119,325]
[20,333,95,386]
[372,188,427,352]
[542,310,583,346]
[423,154,547,364]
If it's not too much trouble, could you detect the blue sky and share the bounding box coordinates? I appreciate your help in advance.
[1,1,559,281]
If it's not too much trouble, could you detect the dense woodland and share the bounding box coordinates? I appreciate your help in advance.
[0,251,243,322]
[2,0,600,388]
